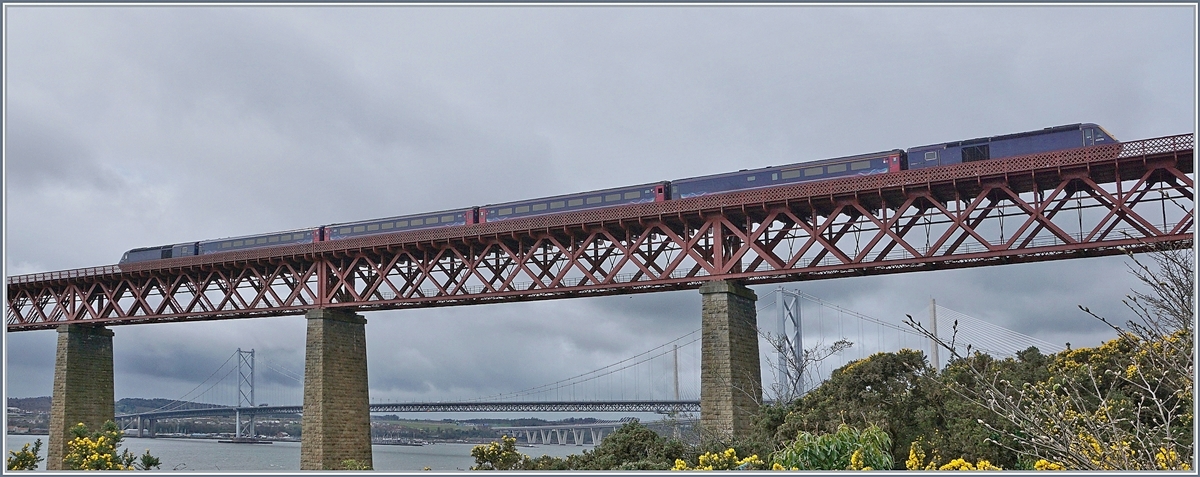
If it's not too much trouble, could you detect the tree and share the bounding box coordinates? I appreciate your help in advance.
[767,348,932,467]
[763,330,853,404]
[61,421,161,471]
[6,438,44,471]
[905,246,1194,470]
[771,423,893,470]
[469,435,526,470]
[574,420,684,470]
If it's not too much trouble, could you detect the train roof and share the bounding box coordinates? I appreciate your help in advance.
[123,244,178,253]
[326,207,473,228]
[909,123,1109,149]
[670,149,903,184]
[481,181,666,208]
[196,227,318,245]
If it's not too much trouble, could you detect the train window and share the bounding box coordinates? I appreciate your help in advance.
[1083,128,1094,145]
[804,167,823,177]
[532,203,547,211]
[851,161,871,170]
[772,173,779,180]
[413,218,425,225]
[353,226,366,233]
[367,224,379,231]
[781,170,801,179]
[962,145,989,162]
[340,227,352,234]
[381,222,393,230]
[827,164,847,173]
[746,175,756,181]
[396,220,408,227]
[568,199,584,206]
[427,217,439,224]
[234,240,244,247]
[587,196,602,204]
[268,236,279,243]
[497,208,512,216]
[605,194,621,202]
[515,206,530,213]
[442,215,454,222]
[257,238,267,244]
[624,191,640,199]
[222,242,231,249]
[924,151,937,162]
[550,201,565,209]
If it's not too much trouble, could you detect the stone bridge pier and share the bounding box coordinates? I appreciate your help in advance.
[301,309,372,470]
[699,280,761,439]
[47,324,115,470]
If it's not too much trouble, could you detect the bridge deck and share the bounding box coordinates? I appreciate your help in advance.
[8,134,1193,331]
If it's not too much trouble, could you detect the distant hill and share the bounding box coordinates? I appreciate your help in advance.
[8,397,225,414]
[7,396,51,413]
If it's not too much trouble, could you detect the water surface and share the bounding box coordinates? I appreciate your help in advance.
[6,435,593,472]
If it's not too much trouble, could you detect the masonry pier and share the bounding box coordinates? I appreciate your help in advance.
[699,280,761,439]
[301,309,372,470]
[47,324,115,470]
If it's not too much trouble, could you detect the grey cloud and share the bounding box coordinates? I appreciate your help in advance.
[3,6,1193,404]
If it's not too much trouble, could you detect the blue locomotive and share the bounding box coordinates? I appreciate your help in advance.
[119,123,1118,264]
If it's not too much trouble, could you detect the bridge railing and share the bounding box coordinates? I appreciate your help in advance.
[7,265,123,285]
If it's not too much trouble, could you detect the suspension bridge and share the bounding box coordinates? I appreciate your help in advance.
[115,288,1064,440]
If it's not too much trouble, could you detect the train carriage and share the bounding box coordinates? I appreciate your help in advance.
[197,228,319,256]
[906,123,1118,170]
[480,182,668,223]
[325,208,473,241]
[119,242,198,264]
[670,150,902,199]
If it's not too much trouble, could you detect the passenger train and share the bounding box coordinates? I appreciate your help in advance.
[119,123,1117,264]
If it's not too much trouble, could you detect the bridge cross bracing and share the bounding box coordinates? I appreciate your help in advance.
[6,134,1194,331]
[7,132,1190,330]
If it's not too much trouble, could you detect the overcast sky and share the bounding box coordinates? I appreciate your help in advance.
[4,5,1195,419]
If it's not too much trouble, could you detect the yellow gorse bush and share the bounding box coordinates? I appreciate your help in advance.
[1155,447,1191,471]
[1033,459,1065,470]
[672,448,764,470]
[59,421,160,471]
[906,438,1002,471]
[63,424,131,470]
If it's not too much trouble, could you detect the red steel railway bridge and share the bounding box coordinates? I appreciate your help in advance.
[7,133,1194,469]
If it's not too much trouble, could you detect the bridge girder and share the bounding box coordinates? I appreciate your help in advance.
[8,134,1194,331]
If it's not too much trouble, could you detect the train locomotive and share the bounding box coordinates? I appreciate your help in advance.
[119,123,1118,264]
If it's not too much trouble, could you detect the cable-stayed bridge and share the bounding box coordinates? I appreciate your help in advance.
[115,289,1062,437]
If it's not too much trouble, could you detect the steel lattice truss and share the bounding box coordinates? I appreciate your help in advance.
[7,134,1194,331]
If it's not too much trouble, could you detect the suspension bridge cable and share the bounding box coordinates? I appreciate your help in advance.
[149,350,238,412]
[480,332,703,401]
[482,333,702,401]
[931,305,1065,354]
[792,290,923,336]
[259,356,304,383]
